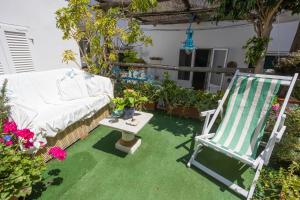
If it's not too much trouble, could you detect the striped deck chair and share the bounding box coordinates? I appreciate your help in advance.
[187,71,298,200]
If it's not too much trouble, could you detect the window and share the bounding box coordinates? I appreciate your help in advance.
[178,49,192,80]
[0,23,35,74]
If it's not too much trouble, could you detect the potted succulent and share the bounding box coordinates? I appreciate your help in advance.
[112,89,148,119]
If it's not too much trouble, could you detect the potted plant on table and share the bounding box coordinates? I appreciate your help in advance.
[112,89,148,120]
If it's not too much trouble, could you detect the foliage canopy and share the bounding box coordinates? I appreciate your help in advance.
[56,0,156,75]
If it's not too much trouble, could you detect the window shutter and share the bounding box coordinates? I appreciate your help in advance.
[4,30,34,73]
[0,59,4,75]
[0,23,35,74]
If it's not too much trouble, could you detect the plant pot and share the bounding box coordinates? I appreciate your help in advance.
[123,107,135,119]
[144,102,156,111]
[166,105,199,119]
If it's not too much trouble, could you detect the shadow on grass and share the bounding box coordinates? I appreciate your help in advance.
[176,138,250,200]
[148,111,203,137]
[28,152,97,199]
[27,169,63,200]
[92,130,127,158]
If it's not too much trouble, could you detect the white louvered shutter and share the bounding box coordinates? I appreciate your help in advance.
[4,31,34,73]
[0,59,5,75]
[0,23,35,74]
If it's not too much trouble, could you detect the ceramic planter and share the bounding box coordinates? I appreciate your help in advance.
[123,107,135,119]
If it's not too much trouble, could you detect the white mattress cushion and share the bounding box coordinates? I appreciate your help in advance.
[31,95,110,137]
[0,68,113,146]
[83,73,114,98]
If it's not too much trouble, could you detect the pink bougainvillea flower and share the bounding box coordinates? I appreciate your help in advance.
[272,103,280,112]
[15,129,34,141]
[48,146,67,161]
[3,121,17,133]
[0,137,13,146]
[23,141,34,148]
[5,140,13,146]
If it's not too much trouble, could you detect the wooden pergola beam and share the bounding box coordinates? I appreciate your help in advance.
[131,8,215,18]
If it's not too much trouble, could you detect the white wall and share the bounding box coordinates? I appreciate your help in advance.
[0,0,80,72]
[140,20,299,87]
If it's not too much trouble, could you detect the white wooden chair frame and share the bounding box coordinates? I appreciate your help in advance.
[187,71,298,199]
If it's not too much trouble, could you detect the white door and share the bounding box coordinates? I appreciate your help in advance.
[207,48,228,92]
[0,23,35,74]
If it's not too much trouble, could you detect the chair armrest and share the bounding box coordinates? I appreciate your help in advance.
[275,126,286,143]
[200,109,216,117]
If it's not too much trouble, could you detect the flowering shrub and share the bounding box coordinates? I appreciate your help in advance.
[48,146,67,161]
[0,80,67,199]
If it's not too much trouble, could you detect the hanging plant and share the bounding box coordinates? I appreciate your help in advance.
[243,36,270,66]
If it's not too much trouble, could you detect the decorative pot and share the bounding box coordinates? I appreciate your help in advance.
[111,109,124,118]
[123,107,135,119]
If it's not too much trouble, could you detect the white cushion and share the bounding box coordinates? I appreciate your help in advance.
[57,72,89,101]
[84,73,114,98]
[31,95,110,137]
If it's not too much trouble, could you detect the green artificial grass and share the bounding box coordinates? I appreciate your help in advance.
[28,112,254,200]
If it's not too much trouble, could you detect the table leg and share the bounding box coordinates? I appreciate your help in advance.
[115,131,141,154]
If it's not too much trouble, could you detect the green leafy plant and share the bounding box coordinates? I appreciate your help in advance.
[254,162,300,200]
[160,72,223,112]
[292,80,300,100]
[275,51,300,75]
[112,89,148,111]
[0,79,9,131]
[243,36,270,67]
[122,50,146,64]
[272,107,300,165]
[195,90,223,111]
[160,72,179,109]
[56,0,156,76]
[0,144,46,199]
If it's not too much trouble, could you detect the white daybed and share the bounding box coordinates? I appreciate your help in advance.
[0,68,113,160]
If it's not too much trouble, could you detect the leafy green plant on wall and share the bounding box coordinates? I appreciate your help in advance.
[56,0,156,76]
[243,36,270,67]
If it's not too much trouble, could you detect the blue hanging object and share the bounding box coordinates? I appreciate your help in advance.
[182,15,195,52]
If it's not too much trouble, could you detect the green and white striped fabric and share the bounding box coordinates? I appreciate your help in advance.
[211,75,281,159]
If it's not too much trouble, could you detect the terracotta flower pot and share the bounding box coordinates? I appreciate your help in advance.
[143,102,156,111]
[167,105,199,119]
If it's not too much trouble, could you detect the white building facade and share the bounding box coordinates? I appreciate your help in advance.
[0,0,80,74]
[140,19,299,89]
